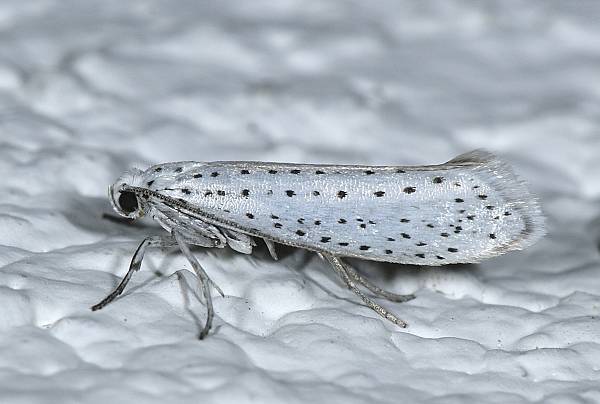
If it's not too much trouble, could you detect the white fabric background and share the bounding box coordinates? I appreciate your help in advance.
[0,1,599,403]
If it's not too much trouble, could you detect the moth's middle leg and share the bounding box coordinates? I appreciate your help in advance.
[173,231,223,340]
[322,253,408,328]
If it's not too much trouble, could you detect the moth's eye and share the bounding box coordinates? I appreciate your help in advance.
[118,191,138,214]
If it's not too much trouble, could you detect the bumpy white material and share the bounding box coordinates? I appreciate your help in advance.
[0,2,599,404]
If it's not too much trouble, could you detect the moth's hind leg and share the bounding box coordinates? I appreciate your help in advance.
[343,264,415,303]
[173,231,223,340]
[322,253,408,328]
[91,235,175,311]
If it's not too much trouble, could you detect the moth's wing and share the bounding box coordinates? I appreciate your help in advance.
[444,149,545,253]
[209,150,544,266]
[137,151,544,266]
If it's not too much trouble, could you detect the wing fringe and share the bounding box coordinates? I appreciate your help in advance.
[446,149,545,255]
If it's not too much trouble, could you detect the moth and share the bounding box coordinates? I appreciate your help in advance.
[92,150,544,338]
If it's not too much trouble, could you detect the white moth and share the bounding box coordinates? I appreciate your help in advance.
[92,150,545,338]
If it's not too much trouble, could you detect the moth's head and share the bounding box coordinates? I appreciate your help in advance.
[109,168,146,219]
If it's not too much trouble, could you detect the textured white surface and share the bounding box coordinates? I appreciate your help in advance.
[0,1,599,403]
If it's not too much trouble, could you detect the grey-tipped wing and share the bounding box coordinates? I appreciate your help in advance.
[141,151,544,265]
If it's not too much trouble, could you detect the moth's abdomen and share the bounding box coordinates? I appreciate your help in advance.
[149,152,544,265]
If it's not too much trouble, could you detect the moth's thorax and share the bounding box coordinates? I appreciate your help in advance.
[109,168,146,219]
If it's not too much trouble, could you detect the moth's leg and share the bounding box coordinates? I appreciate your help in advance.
[322,253,408,328]
[342,264,415,303]
[173,231,222,340]
[263,238,279,261]
[91,235,175,311]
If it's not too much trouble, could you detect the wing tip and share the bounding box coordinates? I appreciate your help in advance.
[449,149,546,254]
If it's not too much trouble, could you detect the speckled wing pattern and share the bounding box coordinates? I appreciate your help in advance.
[137,151,544,266]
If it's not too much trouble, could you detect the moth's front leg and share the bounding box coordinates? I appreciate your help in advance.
[91,235,176,311]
